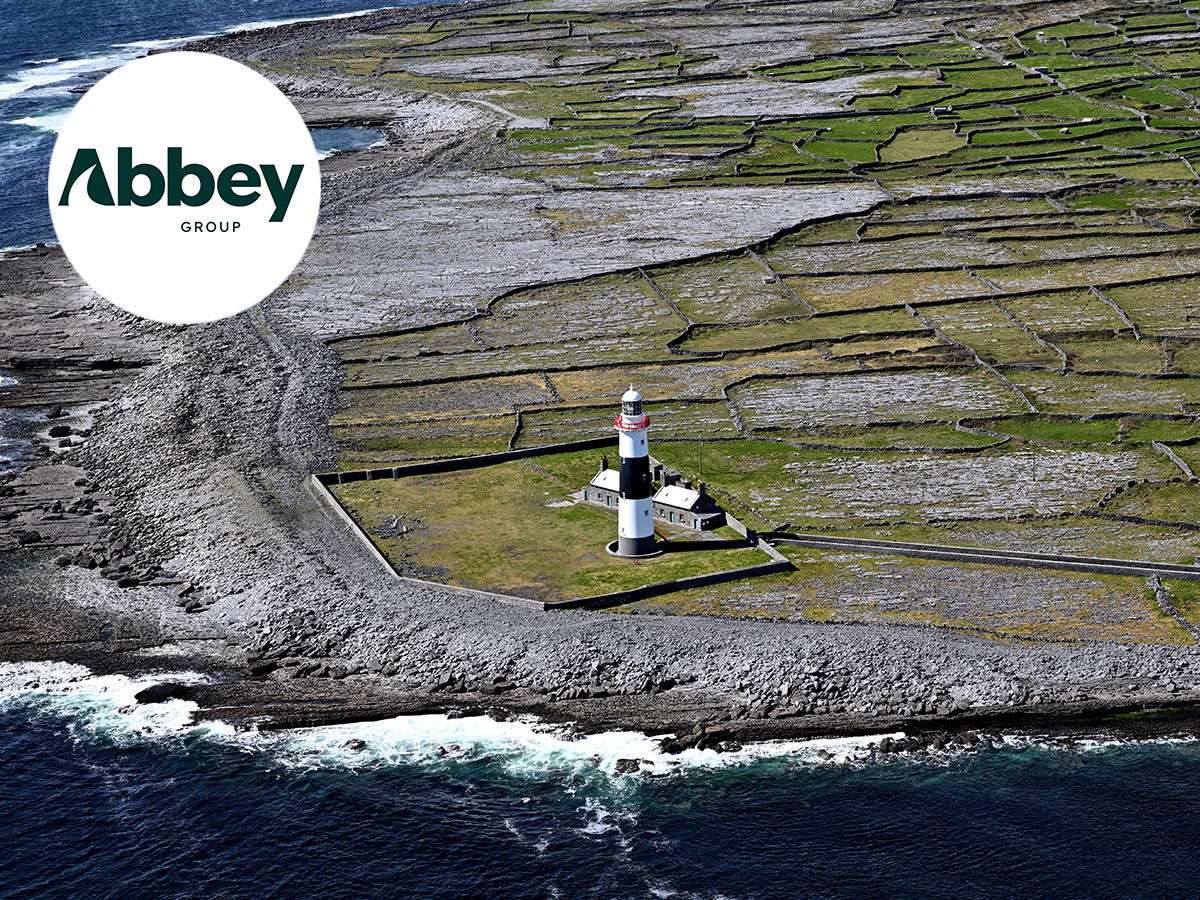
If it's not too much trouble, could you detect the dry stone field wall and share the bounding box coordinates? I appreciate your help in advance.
[237,0,1200,634]
[330,181,1200,542]
[277,0,1200,198]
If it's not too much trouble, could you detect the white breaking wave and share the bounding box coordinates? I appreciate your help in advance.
[14,661,1191,782]
[0,661,895,779]
[249,712,901,780]
[0,661,232,742]
[0,7,387,106]
[0,33,208,106]
[315,136,387,160]
[0,35,193,109]
[996,731,1199,754]
[0,52,141,103]
[229,7,388,33]
[577,796,638,836]
[8,109,72,134]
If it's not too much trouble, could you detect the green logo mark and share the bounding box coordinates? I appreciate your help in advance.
[58,147,304,223]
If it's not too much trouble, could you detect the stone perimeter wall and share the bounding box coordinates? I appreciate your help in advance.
[771,535,1200,582]
[313,439,1200,614]
[310,441,793,611]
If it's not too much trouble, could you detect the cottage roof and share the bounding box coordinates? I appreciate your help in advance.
[653,484,701,510]
[590,469,620,491]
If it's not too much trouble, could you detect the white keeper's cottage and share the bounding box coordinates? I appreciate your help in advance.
[583,458,726,532]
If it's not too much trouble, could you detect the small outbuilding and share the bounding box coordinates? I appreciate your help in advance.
[580,458,726,531]
[584,462,621,509]
[651,476,726,531]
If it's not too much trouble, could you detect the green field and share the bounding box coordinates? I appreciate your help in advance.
[334,453,772,602]
[285,0,1200,638]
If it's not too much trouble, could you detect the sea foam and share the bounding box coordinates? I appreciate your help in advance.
[0,7,384,107]
[10,661,1187,783]
[0,53,138,103]
[7,109,72,133]
[229,7,386,33]
[0,661,893,780]
[0,661,230,742]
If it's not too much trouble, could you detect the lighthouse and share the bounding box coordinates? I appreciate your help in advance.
[614,386,656,556]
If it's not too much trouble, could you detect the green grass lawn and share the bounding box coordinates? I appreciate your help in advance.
[333,416,516,468]
[680,309,924,353]
[879,127,966,162]
[775,423,1002,449]
[1122,417,1200,443]
[1061,337,1166,374]
[334,454,772,601]
[613,544,1190,643]
[1166,579,1200,625]
[297,0,1200,634]
[983,414,1122,443]
[1105,482,1200,524]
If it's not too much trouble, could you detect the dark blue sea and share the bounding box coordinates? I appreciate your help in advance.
[2,661,1199,900]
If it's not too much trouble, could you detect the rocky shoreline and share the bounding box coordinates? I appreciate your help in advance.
[5,1,1200,755]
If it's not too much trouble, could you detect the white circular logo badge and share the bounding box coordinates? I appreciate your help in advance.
[48,51,320,324]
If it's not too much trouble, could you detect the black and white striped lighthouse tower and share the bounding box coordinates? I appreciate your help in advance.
[614,386,656,557]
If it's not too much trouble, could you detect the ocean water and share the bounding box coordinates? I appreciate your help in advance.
[312,124,388,158]
[2,661,1200,900]
[0,0,422,249]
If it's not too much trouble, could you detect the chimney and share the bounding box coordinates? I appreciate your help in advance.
[600,456,608,471]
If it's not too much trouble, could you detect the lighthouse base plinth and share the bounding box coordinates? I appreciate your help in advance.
[607,538,665,559]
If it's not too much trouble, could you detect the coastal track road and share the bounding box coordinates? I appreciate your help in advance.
[770,534,1200,582]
